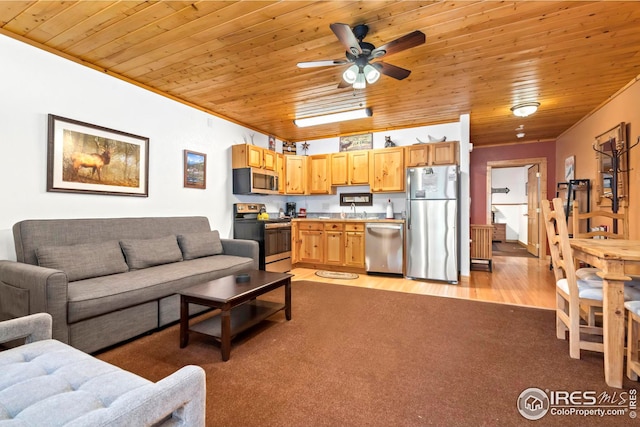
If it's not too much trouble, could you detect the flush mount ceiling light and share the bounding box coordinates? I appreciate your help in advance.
[516,132,526,138]
[511,102,540,117]
[293,107,373,127]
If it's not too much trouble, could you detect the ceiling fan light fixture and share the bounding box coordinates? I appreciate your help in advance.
[293,108,373,127]
[511,102,540,117]
[353,72,366,89]
[342,65,358,84]
[363,64,380,84]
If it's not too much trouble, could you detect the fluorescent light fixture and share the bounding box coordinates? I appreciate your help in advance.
[294,108,373,127]
[511,102,540,117]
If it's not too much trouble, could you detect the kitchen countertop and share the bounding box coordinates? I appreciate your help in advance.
[292,218,404,223]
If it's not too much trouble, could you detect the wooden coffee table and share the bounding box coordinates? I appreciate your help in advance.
[179,270,292,361]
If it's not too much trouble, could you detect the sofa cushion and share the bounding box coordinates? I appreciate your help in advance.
[120,235,183,270]
[177,230,223,260]
[66,254,255,323]
[35,241,129,282]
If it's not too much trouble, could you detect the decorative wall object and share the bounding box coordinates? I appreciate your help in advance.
[183,150,206,189]
[339,133,373,152]
[268,135,275,151]
[339,192,373,206]
[283,141,297,155]
[47,114,149,197]
[593,122,628,208]
[564,155,575,181]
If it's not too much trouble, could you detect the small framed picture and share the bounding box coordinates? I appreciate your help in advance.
[268,135,276,151]
[339,133,373,152]
[183,150,206,189]
[564,155,575,182]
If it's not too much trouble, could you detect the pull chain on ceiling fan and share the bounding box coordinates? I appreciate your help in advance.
[297,23,426,89]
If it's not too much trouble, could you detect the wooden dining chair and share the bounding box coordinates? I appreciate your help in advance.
[542,198,604,359]
[572,201,629,240]
[626,301,640,381]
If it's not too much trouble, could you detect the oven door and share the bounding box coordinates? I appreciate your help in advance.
[264,227,291,272]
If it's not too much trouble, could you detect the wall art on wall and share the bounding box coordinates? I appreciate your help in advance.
[183,150,206,189]
[339,133,373,152]
[564,155,575,182]
[268,135,276,151]
[283,141,297,155]
[47,114,149,197]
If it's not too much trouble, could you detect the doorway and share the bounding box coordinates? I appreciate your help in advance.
[486,158,548,260]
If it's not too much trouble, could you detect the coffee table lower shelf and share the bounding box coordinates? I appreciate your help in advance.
[189,300,285,339]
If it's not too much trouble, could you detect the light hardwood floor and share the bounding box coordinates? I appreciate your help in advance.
[291,255,556,309]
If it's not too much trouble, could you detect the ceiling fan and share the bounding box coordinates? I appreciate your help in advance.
[297,23,426,89]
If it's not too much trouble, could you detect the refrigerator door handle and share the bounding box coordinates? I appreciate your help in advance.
[406,171,411,229]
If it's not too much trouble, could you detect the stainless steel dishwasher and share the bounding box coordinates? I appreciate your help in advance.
[365,223,404,275]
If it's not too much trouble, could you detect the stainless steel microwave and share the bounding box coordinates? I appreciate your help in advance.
[232,167,279,195]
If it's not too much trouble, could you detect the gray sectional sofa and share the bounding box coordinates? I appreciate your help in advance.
[0,216,258,353]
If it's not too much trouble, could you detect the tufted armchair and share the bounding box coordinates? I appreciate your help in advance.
[0,313,205,426]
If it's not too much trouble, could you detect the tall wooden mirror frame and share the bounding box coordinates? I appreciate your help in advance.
[594,122,628,207]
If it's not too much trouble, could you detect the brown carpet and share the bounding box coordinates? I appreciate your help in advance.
[96,281,637,426]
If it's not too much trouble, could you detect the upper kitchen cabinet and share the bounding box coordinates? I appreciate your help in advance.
[370,147,405,192]
[308,154,333,194]
[330,151,369,186]
[276,153,286,194]
[285,155,307,194]
[232,143,277,171]
[405,141,458,167]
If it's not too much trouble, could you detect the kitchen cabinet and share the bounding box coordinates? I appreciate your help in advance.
[285,155,307,194]
[405,141,458,167]
[232,144,277,171]
[296,222,324,264]
[344,223,365,267]
[292,220,370,270]
[330,151,369,186]
[276,153,285,194]
[369,147,405,192]
[308,154,333,194]
[324,222,344,265]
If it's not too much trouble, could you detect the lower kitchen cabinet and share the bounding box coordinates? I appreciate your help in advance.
[297,222,324,263]
[344,223,365,268]
[293,220,365,270]
[324,223,344,266]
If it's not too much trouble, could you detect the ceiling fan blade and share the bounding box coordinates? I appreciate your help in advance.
[370,30,425,59]
[297,59,348,68]
[330,23,362,55]
[337,80,351,89]
[373,62,412,80]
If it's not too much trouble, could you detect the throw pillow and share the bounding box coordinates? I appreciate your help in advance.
[36,241,129,282]
[120,235,183,270]
[177,230,224,260]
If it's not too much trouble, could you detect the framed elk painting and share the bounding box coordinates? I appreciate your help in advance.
[47,114,149,196]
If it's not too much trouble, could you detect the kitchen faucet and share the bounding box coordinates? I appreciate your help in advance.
[350,203,356,218]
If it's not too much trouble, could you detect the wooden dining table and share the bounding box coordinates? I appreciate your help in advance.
[569,238,640,388]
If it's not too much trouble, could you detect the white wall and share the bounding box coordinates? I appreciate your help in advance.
[0,34,272,260]
[0,34,471,275]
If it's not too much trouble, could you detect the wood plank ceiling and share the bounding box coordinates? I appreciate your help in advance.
[2,1,640,146]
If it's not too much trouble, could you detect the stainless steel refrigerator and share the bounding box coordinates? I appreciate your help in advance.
[406,165,458,283]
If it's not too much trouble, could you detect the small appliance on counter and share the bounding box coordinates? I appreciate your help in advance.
[286,202,297,218]
[298,208,307,218]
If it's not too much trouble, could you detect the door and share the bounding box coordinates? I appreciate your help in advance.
[527,164,540,256]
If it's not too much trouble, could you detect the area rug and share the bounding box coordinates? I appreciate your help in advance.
[315,270,359,279]
[493,241,536,258]
[96,281,637,427]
